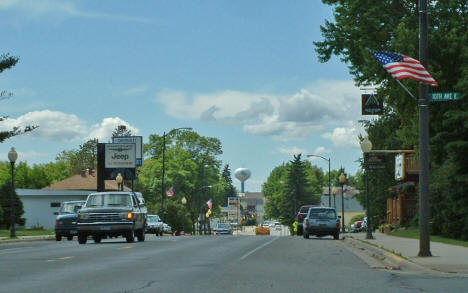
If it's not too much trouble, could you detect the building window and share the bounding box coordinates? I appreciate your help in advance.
[50,202,61,208]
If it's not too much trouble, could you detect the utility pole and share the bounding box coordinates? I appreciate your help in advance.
[418,0,431,257]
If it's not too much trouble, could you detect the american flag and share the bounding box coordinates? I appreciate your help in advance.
[206,199,212,209]
[371,51,438,86]
[166,185,175,197]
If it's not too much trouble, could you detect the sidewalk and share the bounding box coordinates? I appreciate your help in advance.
[348,232,468,275]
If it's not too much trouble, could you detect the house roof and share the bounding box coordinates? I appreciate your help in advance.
[42,170,130,191]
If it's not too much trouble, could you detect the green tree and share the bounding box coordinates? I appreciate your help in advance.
[0,182,25,228]
[56,138,98,175]
[1,53,36,143]
[221,164,236,206]
[263,155,322,228]
[316,1,468,238]
[111,125,132,138]
[138,130,224,232]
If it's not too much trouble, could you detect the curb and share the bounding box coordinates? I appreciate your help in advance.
[344,236,468,277]
[0,235,55,243]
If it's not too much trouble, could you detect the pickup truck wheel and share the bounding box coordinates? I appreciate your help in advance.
[55,234,62,241]
[126,229,135,243]
[78,233,87,244]
[67,236,73,241]
[93,235,102,243]
[333,232,340,240]
[304,232,310,239]
[136,229,145,242]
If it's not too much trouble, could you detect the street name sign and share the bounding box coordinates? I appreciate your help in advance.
[430,92,461,102]
[112,136,143,166]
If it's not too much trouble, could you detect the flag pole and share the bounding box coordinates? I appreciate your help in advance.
[396,80,417,100]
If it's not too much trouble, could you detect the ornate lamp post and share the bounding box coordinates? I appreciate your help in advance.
[339,172,346,234]
[8,147,18,238]
[160,127,192,222]
[181,197,187,235]
[116,172,123,191]
[332,186,338,208]
[360,137,374,239]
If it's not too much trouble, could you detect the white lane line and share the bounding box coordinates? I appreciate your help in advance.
[240,237,279,261]
[0,247,33,254]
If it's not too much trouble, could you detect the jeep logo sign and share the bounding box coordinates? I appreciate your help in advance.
[105,143,136,168]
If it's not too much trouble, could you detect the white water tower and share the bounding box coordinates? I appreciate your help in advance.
[234,168,251,193]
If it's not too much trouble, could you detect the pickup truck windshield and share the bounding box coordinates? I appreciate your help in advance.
[86,194,132,208]
[60,202,83,214]
[148,216,160,223]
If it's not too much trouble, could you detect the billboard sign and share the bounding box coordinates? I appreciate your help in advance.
[105,143,136,168]
[112,136,143,166]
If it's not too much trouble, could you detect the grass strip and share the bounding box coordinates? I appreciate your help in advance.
[0,229,54,238]
[386,228,468,248]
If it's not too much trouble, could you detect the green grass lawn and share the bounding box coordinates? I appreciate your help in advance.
[0,229,55,238]
[387,227,468,248]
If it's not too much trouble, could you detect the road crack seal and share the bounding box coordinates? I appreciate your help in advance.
[122,280,157,293]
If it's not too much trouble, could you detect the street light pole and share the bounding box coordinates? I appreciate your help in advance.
[418,0,431,257]
[307,155,331,207]
[339,173,346,234]
[332,186,337,208]
[181,197,187,235]
[160,127,192,222]
[8,147,18,238]
[360,137,374,239]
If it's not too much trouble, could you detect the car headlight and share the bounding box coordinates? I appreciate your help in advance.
[77,213,89,220]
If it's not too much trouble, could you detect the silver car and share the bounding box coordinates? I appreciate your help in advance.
[302,207,340,240]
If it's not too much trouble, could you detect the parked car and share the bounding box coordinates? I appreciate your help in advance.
[296,204,320,235]
[351,220,364,233]
[274,222,281,231]
[163,223,172,234]
[262,221,270,228]
[303,207,340,240]
[146,214,164,235]
[55,200,85,241]
[213,223,233,235]
[77,191,147,244]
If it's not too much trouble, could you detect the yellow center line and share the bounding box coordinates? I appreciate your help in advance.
[46,256,74,262]
[117,246,133,250]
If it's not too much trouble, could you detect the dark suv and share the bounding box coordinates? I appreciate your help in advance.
[55,200,85,241]
[77,192,147,244]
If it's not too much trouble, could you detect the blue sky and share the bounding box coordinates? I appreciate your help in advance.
[1,0,372,191]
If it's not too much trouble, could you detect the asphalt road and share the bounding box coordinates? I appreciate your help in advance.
[1,235,467,293]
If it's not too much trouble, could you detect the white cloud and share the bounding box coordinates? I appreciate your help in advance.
[0,110,139,142]
[321,121,361,148]
[0,0,151,23]
[88,117,139,141]
[123,85,150,96]
[156,80,361,141]
[277,146,308,156]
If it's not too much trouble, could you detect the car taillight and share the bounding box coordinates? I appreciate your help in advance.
[305,219,310,228]
[336,220,340,228]
[77,214,81,220]
[127,212,133,220]
[55,221,59,227]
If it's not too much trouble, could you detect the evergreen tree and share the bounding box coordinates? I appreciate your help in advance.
[0,182,25,228]
[221,164,235,205]
[1,53,36,143]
